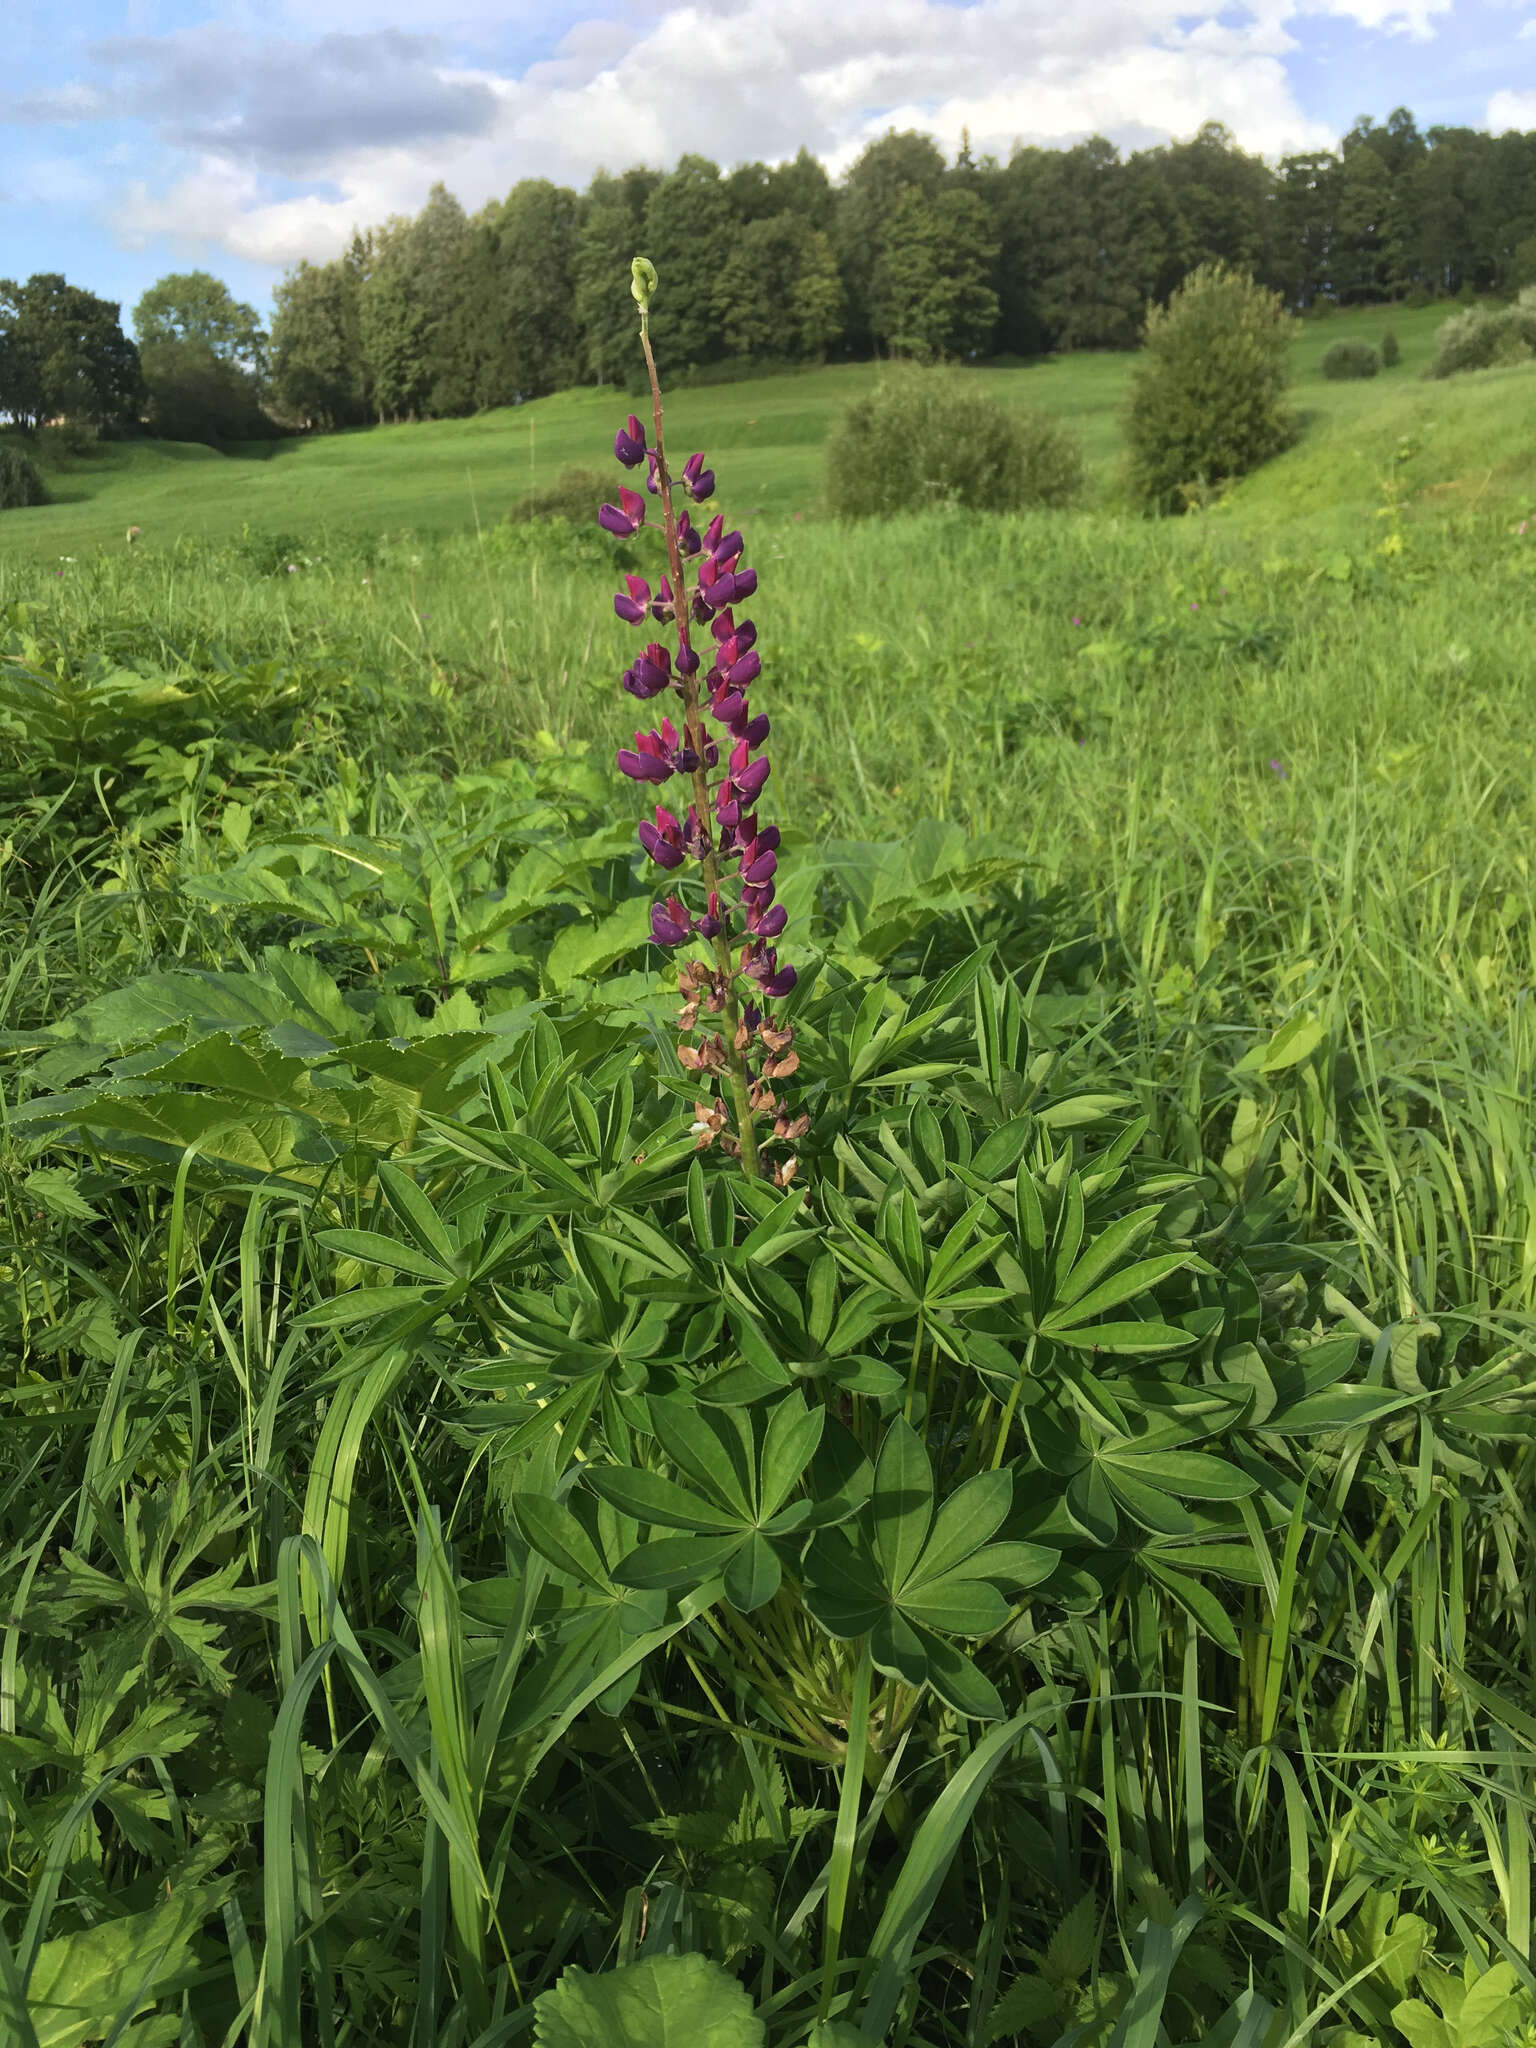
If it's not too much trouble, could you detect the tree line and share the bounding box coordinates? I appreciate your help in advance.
[3,109,1534,442]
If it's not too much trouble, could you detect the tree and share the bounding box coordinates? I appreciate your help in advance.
[132,272,265,368]
[767,149,836,234]
[140,339,272,444]
[835,131,948,353]
[717,213,842,361]
[358,218,431,421]
[1272,153,1339,308]
[0,275,143,431]
[496,179,582,398]
[576,196,646,386]
[269,259,367,429]
[1026,140,1147,350]
[868,187,998,358]
[1122,263,1295,512]
[641,156,736,369]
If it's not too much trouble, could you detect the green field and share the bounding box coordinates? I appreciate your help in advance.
[1,301,1505,558]
[3,314,1536,2044]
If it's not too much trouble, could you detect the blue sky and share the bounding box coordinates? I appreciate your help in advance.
[3,0,1533,334]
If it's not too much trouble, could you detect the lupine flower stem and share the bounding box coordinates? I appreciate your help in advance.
[634,297,763,1178]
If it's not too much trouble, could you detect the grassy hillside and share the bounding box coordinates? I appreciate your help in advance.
[2,302,1519,562]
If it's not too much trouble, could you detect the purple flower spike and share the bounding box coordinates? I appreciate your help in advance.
[599,309,800,1183]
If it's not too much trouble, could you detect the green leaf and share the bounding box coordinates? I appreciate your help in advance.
[534,1955,764,2048]
[512,1495,612,1594]
[1050,1319,1196,1355]
[870,1417,934,1591]
[906,1469,1012,1585]
[723,1533,782,1612]
[1255,1013,1325,1073]
[1141,1555,1240,1654]
[585,1465,744,1535]
[1390,2000,1454,2048]
[23,1883,222,2048]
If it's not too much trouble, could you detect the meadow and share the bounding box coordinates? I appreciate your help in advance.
[1,305,1535,2047]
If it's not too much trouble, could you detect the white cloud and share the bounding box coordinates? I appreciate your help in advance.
[1488,88,1536,126]
[57,0,1452,270]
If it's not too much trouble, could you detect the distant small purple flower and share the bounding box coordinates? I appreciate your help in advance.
[1189,600,1199,611]
[1268,757,1288,780]
[1072,615,1083,626]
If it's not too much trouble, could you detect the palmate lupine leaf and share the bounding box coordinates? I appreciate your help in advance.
[586,1394,834,1610]
[802,1418,1056,1718]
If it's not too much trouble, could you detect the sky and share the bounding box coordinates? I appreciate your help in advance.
[3,0,1534,334]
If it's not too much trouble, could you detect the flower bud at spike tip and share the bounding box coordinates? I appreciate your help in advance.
[601,264,801,1182]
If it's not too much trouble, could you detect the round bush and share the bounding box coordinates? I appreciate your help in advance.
[0,443,48,511]
[508,464,611,526]
[1322,339,1381,381]
[823,365,1083,520]
[1380,329,1400,368]
[1428,297,1536,379]
[1122,264,1295,515]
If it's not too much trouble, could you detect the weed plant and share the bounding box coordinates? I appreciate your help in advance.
[0,285,1534,2047]
[822,364,1083,518]
[1321,339,1381,380]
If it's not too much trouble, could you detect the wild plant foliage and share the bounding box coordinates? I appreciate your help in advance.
[1,262,1535,2048]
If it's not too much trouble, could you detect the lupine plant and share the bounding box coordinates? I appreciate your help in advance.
[601,257,804,1185]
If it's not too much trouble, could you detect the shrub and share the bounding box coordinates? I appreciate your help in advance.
[1380,328,1400,368]
[823,364,1082,519]
[1427,294,1536,379]
[1322,339,1381,380]
[1122,264,1296,514]
[507,463,612,526]
[0,442,48,510]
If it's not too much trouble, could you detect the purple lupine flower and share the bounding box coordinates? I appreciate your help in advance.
[599,487,647,539]
[638,806,686,869]
[623,642,674,700]
[651,897,693,945]
[601,262,801,1185]
[681,453,715,502]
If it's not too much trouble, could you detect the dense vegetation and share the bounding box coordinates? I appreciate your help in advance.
[0,298,1535,2045]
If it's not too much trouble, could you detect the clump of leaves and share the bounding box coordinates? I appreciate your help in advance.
[1322,339,1381,380]
[1427,291,1536,378]
[824,364,1082,520]
[508,463,613,527]
[1381,327,1401,367]
[1122,263,1296,513]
